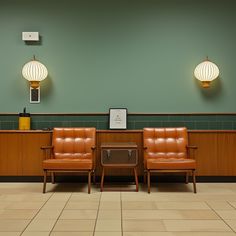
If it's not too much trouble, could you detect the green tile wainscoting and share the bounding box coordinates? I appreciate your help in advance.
[0,113,236,130]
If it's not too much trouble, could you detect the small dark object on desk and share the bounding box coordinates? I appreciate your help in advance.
[42,128,52,131]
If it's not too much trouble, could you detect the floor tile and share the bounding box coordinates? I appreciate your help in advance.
[229,202,236,209]
[178,210,219,220]
[124,232,236,236]
[48,193,72,202]
[123,210,219,220]
[215,210,236,219]
[65,201,99,210]
[0,219,30,231]
[123,219,166,231]
[225,219,236,231]
[21,232,50,236]
[172,233,236,236]
[60,210,97,219]
[206,201,234,210]
[155,201,210,210]
[50,232,93,236]
[0,183,236,235]
[22,194,52,202]
[163,219,232,231]
[97,210,121,220]
[99,201,121,210]
[34,209,62,220]
[42,201,67,210]
[0,209,38,219]
[24,219,56,231]
[122,201,157,210]
[7,201,45,210]
[121,192,156,202]
[95,220,121,231]
[100,192,121,202]
[94,232,122,236]
[123,233,171,236]
[0,233,21,236]
[0,202,13,210]
[53,219,95,231]
[70,193,100,202]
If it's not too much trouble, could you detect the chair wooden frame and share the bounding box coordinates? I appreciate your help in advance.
[146,169,197,194]
[143,128,197,194]
[41,143,96,194]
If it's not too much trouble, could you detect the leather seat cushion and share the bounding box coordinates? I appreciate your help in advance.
[43,158,92,170]
[147,158,196,170]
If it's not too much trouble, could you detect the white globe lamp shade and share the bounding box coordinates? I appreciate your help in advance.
[22,58,48,88]
[194,58,219,88]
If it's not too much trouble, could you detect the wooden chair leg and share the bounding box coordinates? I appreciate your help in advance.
[147,170,151,194]
[93,170,96,184]
[143,170,147,184]
[51,172,55,184]
[88,171,91,194]
[100,168,105,192]
[185,172,189,184]
[134,167,139,192]
[43,170,47,194]
[192,170,197,193]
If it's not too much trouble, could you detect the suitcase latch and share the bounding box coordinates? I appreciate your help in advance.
[106,150,111,159]
[128,150,132,157]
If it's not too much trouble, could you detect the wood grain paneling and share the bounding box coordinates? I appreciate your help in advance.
[21,133,51,175]
[0,131,51,176]
[0,130,236,177]
[0,133,21,175]
[188,132,218,176]
[217,133,236,176]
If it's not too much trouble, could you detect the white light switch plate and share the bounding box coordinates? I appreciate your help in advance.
[22,32,39,41]
[30,87,40,103]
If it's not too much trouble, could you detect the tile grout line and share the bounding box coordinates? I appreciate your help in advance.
[49,192,73,235]
[205,201,236,233]
[92,190,102,236]
[19,191,56,236]
[227,200,236,210]
[120,191,123,236]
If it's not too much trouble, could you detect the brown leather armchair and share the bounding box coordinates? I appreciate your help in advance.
[143,127,197,193]
[41,127,96,194]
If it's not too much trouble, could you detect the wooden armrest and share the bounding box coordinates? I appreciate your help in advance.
[41,146,53,150]
[91,146,96,151]
[41,146,53,160]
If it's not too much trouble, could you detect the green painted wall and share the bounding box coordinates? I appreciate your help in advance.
[0,0,236,113]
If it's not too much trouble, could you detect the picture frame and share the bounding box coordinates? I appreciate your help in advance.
[109,108,127,130]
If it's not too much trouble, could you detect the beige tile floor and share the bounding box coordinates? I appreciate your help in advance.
[0,182,236,235]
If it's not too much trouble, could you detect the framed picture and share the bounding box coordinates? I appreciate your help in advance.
[109,108,127,129]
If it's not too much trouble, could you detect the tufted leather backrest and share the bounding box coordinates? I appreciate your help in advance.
[143,127,188,163]
[52,128,96,159]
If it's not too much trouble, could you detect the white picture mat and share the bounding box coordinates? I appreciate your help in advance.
[109,108,127,129]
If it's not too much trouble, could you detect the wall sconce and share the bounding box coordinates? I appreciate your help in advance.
[22,56,48,103]
[194,57,219,88]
